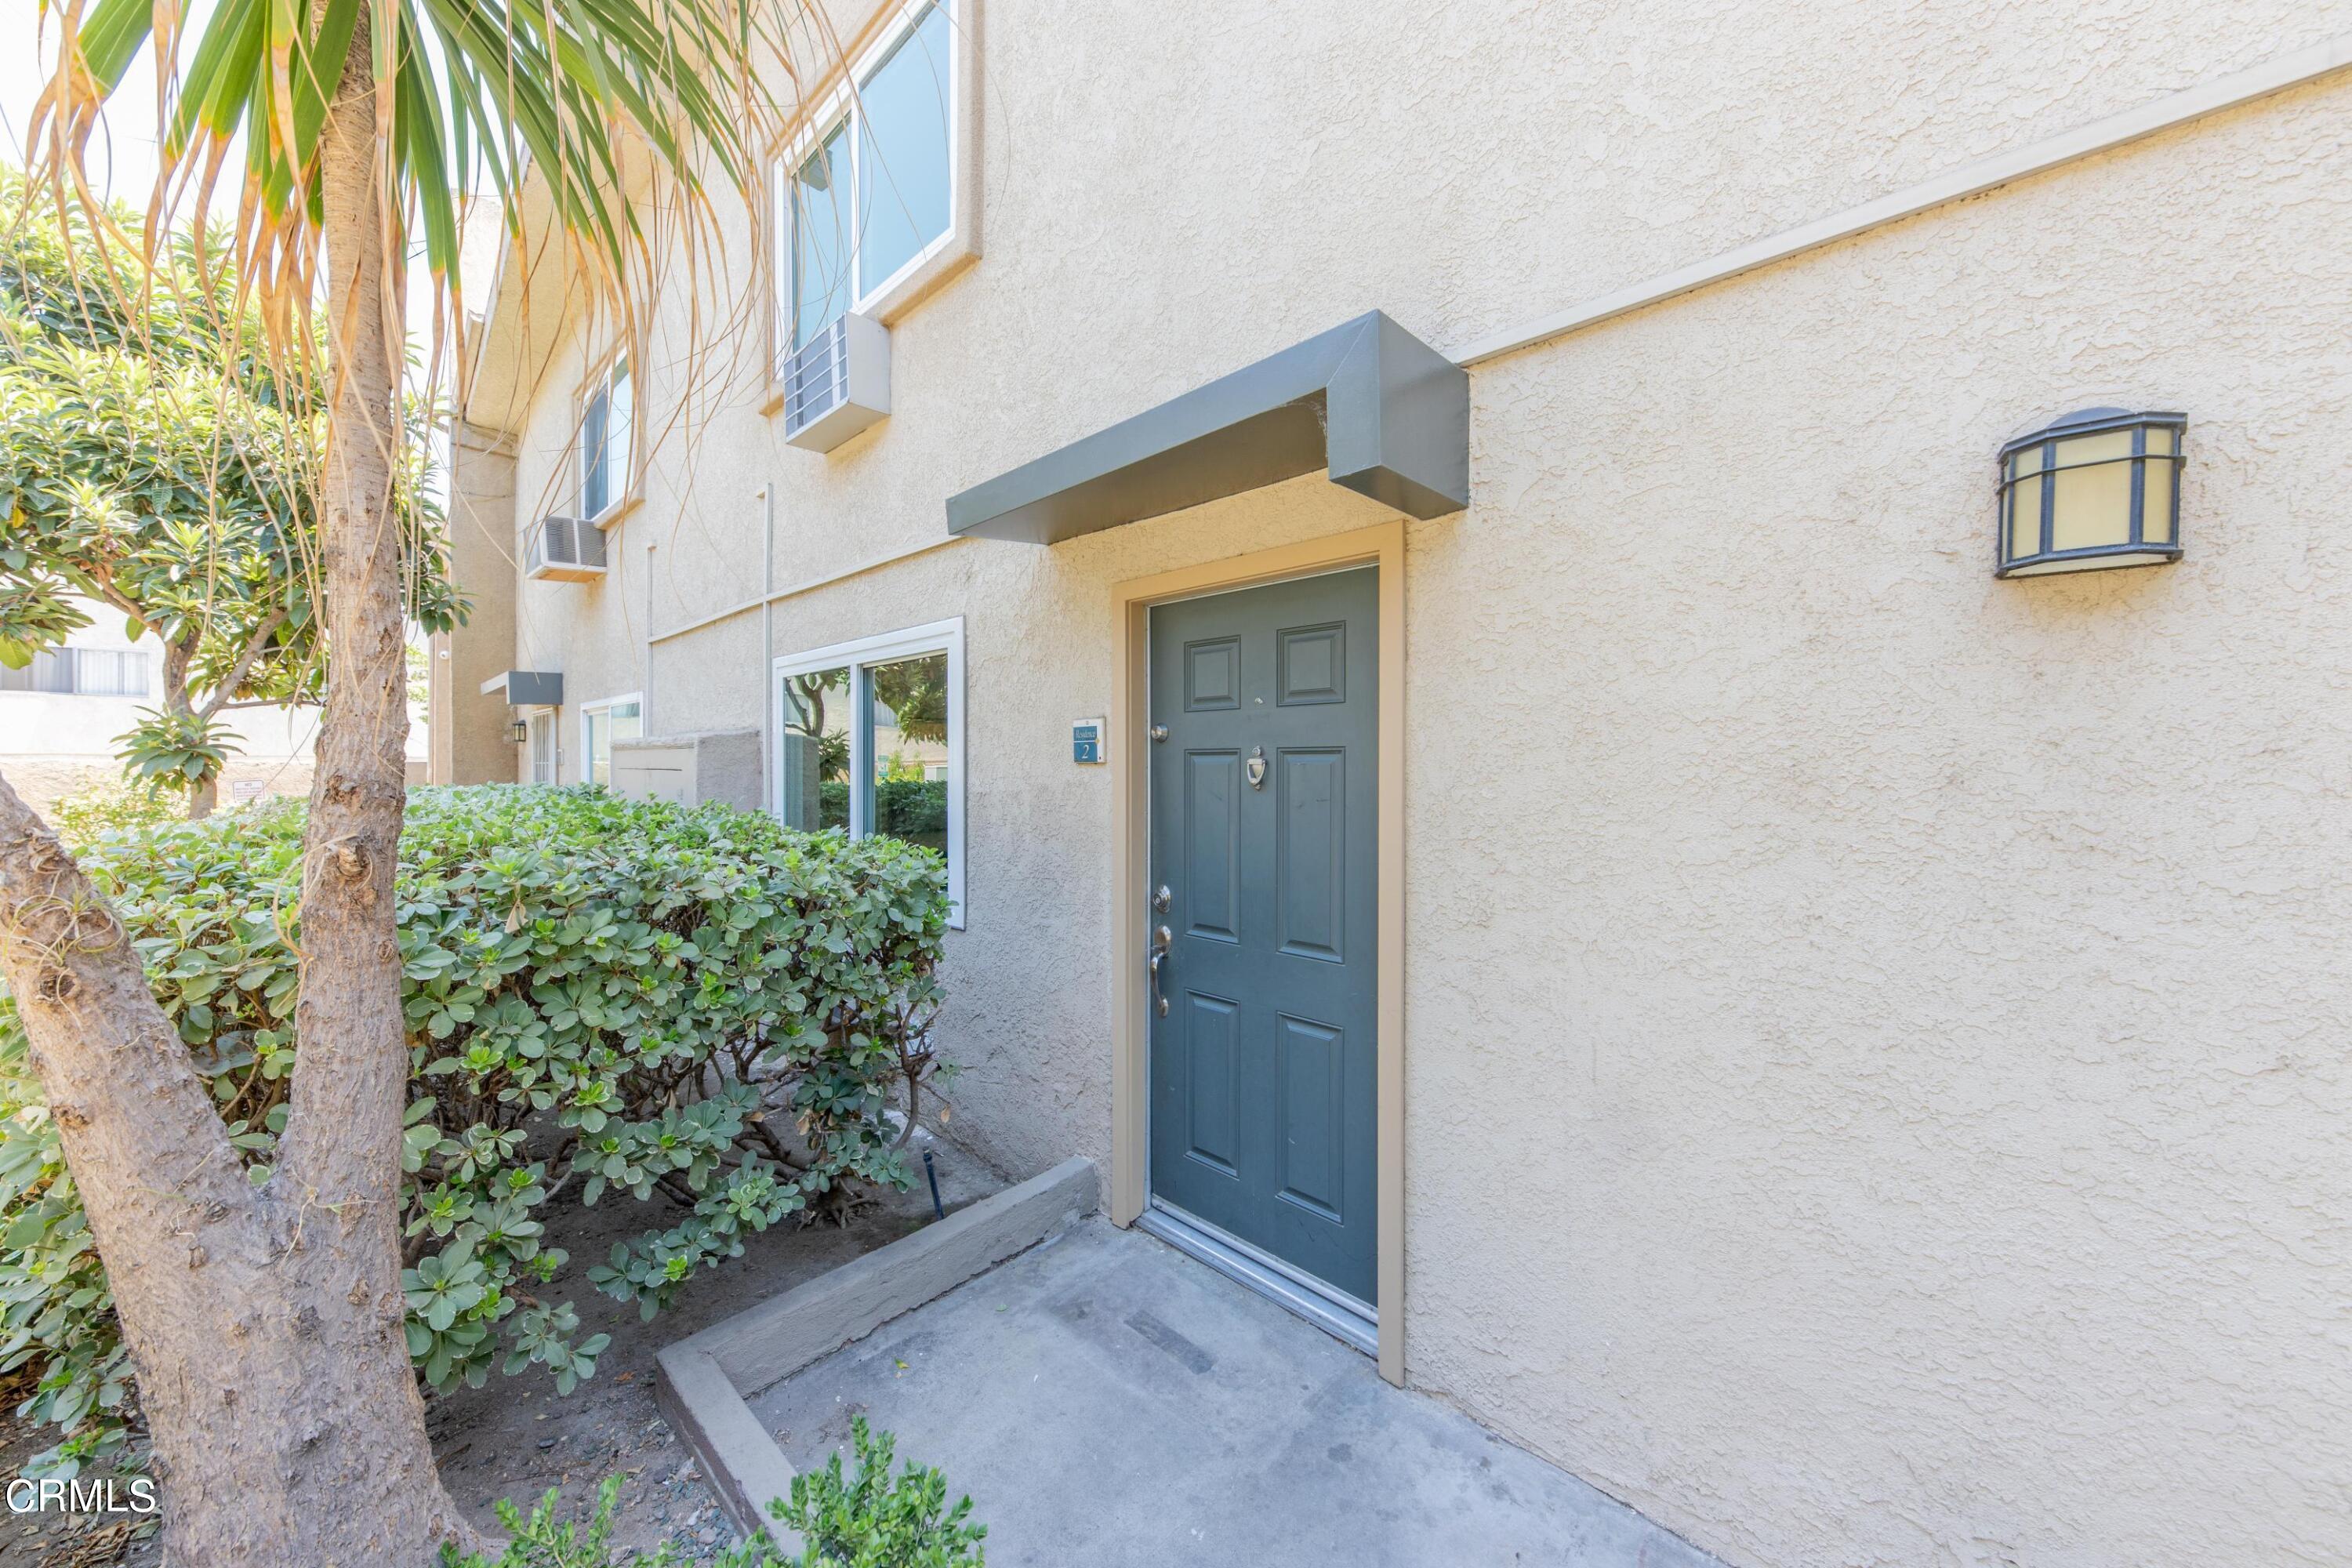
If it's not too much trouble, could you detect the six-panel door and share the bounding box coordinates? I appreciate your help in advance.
[1147,568,1378,1305]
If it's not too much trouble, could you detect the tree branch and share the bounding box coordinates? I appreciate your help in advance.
[745,1113,811,1173]
[83,569,146,629]
[195,606,289,721]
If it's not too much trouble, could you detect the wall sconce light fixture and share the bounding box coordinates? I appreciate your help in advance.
[1998,408,2185,578]
[508,717,530,745]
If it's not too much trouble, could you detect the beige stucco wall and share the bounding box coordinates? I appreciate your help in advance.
[1406,81,2352,1568]
[471,4,2352,1563]
[432,423,521,785]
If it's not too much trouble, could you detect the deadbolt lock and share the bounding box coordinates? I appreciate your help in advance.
[1152,884,1171,913]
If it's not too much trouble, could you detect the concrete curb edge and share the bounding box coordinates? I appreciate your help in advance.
[654,1156,1100,1538]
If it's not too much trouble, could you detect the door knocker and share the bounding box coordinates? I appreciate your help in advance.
[1245,746,1267,790]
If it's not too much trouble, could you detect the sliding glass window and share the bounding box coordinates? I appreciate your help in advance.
[773,620,964,925]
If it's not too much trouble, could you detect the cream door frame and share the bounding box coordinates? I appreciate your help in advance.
[1108,519,1406,1385]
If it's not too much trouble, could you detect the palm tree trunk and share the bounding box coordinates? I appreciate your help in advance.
[0,26,475,1565]
[212,17,477,1560]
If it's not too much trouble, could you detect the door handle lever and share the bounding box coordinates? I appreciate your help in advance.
[1148,924,1171,1016]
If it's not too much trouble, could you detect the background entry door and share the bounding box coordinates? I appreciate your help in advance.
[1147,567,1378,1312]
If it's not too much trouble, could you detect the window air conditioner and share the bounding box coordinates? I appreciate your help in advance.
[782,312,891,452]
[524,515,608,583]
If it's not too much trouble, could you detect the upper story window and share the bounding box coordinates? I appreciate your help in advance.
[577,352,633,522]
[774,0,962,365]
[0,648,151,697]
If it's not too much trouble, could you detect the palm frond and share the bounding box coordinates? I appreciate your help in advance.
[31,0,813,391]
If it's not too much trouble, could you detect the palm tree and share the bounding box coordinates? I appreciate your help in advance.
[3,1,807,1560]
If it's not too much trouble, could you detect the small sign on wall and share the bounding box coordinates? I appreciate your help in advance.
[1072,717,1105,765]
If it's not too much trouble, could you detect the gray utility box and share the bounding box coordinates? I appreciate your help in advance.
[611,728,763,811]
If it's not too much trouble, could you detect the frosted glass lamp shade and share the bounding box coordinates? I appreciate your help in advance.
[1997,409,2185,578]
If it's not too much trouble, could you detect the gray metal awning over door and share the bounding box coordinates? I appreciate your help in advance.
[945,311,1468,546]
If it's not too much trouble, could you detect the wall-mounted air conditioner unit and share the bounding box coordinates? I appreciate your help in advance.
[524,515,607,583]
[782,312,890,452]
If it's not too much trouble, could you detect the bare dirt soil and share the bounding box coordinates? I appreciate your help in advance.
[0,1131,1004,1567]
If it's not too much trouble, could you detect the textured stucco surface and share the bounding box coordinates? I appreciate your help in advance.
[432,423,520,784]
[1402,82,2352,1568]
[462,5,2352,1563]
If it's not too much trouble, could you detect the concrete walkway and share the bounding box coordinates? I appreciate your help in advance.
[749,1219,1723,1567]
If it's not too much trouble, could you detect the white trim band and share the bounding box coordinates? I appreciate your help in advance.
[650,535,964,646]
[1450,36,2352,368]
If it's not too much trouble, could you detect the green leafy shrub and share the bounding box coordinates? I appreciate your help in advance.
[0,786,951,1471]
[45,777,181,847]
[114,705,242,793]
[445,1477,663,1568]
[774,1416,986,1567]
[443,1420,985,1568]
[0,1098,130,1479]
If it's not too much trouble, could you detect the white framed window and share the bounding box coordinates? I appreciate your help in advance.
[771,0,970,368]
[579,693,643,786]
[772,618,964,926]
[576,351,634,523]
[0,647,150,697]
[525,710,558,785]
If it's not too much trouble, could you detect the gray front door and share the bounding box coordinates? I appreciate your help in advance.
[1148,567,1377,1308]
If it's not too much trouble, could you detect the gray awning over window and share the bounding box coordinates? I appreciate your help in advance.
[480,670,564,707]
[946,311,1468,546]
